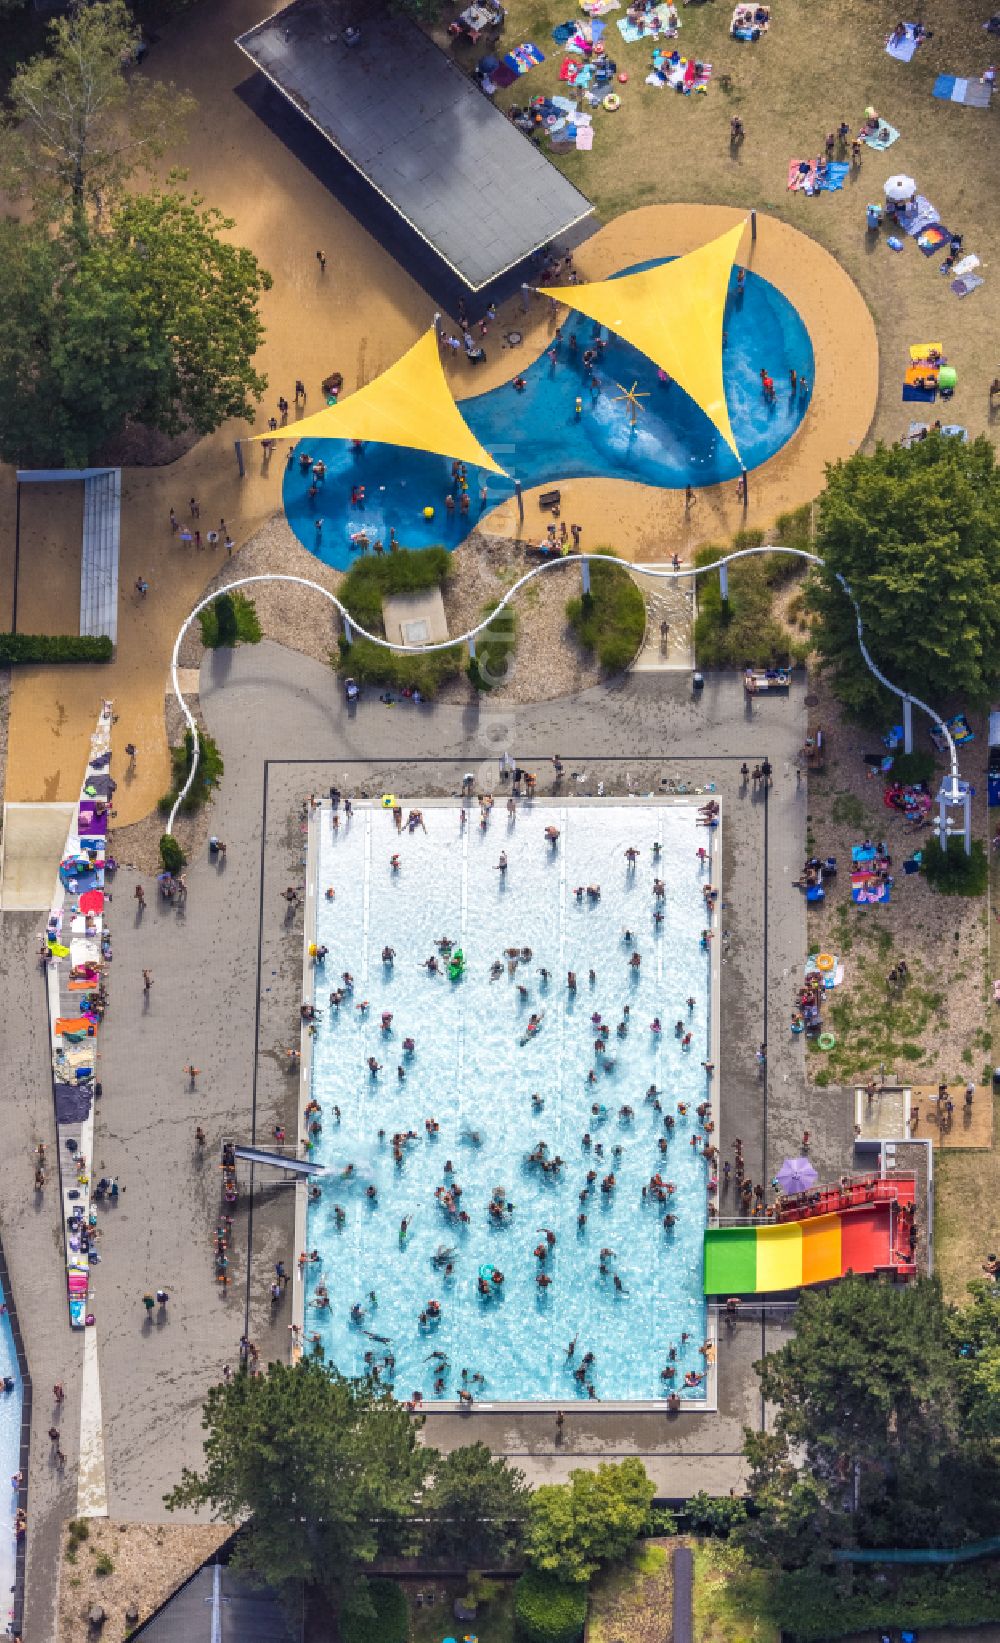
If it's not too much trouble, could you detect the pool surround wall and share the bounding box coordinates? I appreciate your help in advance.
[293,792,720,1412]
[0,1237,31,1640]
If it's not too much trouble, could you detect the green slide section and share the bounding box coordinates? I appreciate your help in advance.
[704,1226,757,1294]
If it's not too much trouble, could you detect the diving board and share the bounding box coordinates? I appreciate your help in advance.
[232,1145,325,1176]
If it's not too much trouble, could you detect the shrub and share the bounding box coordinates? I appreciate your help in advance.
[469,605,518,692]
[159,834,186,874]
[67,1518,90,1543]
[693,542,794,668]
[0,633,113,663]
[198,591,262,649]
[922,836,989,896]
[641,1506,679,1536]
[94,1551,114,1575]
[337,635,463,698]
[339,546,452,633]
[890,749,937,786]
[773,1563,1000,1643]
[514,1572,587,1643]
[341,1579,407,1643]
[683,1490,747,1538]
[157,728,224,816]
[566,561,645,673]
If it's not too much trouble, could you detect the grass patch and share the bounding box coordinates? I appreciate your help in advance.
[406,1579,514,1643]
[157,728,224,816]
[830,791,865,829]
[811,943,944,1082]
[469,603,518,692]
[588,1540,672,1643]
[335,546,464,697]
[198,591,261,648]
[566,560,645,672]
[693,532,808,669]
[692,1540,778,1643]
[934,1095,1000,1303]
[923,837,990,897]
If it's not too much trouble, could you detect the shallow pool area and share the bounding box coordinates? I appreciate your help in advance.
[0,1271,23,1628]
[305,802,716,1404]
[283,261,813,570]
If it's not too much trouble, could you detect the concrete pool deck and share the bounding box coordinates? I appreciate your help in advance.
[2,648,861,1634]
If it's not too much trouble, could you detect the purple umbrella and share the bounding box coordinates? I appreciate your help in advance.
[775,1157,818,1195]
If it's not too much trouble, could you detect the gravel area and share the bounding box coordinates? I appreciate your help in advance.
[804,672,989,1084]
[58,1520,230,1642]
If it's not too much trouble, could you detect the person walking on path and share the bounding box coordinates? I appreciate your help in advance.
[184,1064,201,1089]
[143,968,153,997]
[125,742,137,771]
[134,883,145,910]
[189,497,200,519]
[316,249,327,272]
[53,1383,64,1404]
[169,508,179,534]
[142,1293,155,1317]
[195,1125,206,1146]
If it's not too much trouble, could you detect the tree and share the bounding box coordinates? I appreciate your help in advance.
[808,434,1000,717]
[741,1277,1000,1569]
[0,191,271,466]
[422,1442,530,1567]
[2,0,193,220]
[524,1459,655,1585]
[165,1361,431,1608]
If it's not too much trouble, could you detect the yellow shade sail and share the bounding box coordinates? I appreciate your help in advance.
[251,327,506,475]
[538,220,748,460]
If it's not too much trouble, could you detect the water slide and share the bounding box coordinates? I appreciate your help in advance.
[703,1203,898,1294]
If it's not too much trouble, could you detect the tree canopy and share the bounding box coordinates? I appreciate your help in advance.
[422,1442,530,1567]
[165,1361,429,1607]
[742,1277,1000,1569]
[525,1459,655,1585]
[808,434,1000,716]
[2,0,192,219]
[0,190,271,466]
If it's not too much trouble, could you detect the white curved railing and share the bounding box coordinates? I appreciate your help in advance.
[166,549,959,832]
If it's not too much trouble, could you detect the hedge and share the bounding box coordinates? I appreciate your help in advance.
[0,633,113,663]
[198,592,261,649]
[341,1579,408,1643]
[565,561,646,673]
[514,1571,587,1643]
[157,729,224,816]
[774,1563,1000,1642]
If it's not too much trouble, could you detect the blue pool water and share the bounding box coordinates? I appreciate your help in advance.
[306,803,714,1403]
[0,1272,22,1624]
[283,261,813,570]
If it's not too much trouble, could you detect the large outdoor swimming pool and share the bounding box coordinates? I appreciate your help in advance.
[283,261,812,570]
[0,1271,22,1626]
[305,802,715,1403]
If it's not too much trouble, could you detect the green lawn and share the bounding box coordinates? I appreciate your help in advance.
[692,1540,778,1643]
[588,1541,672,1643]
[404,1579,515,1643]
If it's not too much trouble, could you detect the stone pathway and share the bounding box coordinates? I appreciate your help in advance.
[631,568,696,672]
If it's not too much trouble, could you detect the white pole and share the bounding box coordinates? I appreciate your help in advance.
[903,697,913,754]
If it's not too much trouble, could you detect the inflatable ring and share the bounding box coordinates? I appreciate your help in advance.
[478,1263,496,1282]
[818,1032,836,1051]
[816,953,835,972]
[791,1021,804,1034]
[603,92,622,110]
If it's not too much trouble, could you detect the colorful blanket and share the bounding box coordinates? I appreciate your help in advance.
[901,195,940,236]
[503,42,545,73]
[934,73,992,105]
[617,9,678,41]
[916,224,950,255]
[863,120,900,149]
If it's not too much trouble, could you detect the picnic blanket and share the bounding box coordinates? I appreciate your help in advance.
[951,272,984,296]
[787,159,816,191]
[503,42,545,73]
[576,123,594,147]
[617,9,678,41]
[731,4,768,36]
[950,253,981,278]
[580,0,619,14]
[55,1016,97,1036]
[647,53,710,89]
[903,382,937,402]
[852,874,892,905]
[886,22,924,61]
[815,160,849,191]
[863,120,900,149]
[900,195,940,236]
[916,223,950,255]
[934,73,992,105]
[909,341,943,361]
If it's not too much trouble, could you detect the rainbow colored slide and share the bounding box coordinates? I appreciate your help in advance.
[703,1204,899,1294]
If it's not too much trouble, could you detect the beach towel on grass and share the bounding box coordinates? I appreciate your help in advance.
[617,10,678,41]
[581,0,619,14]
[909,341,943,361]
[503,42,545,73]
[815,160,849,191]
[886,23,923,60]
[951,272,984,296]
[863,121,900,149]
[903,382,937,402]
[916,224,950,254]
[787,159,816,190]
[576,123,594,147]
[934,73,992,105]
[950,253,980,278]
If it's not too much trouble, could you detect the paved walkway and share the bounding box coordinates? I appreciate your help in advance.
[631,568,696,672]
[1,644,859,1629]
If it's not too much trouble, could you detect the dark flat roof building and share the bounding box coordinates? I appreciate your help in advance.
[236,0,594,290]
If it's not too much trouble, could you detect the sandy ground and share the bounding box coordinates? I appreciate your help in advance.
[0,0,877,826]
[57,1519,230,1642]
